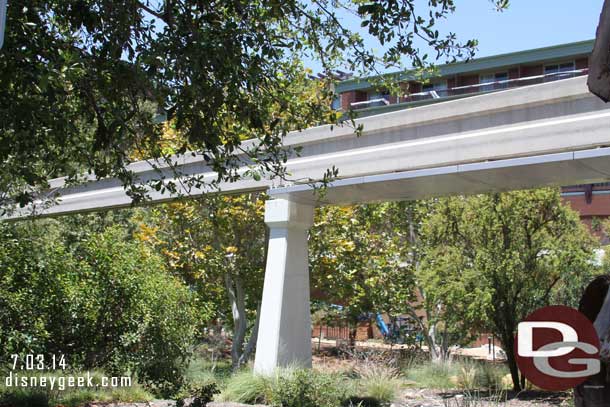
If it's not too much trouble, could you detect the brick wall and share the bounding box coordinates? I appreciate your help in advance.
[576,57,589,70]
[340,90,368,110]
[563,193,610,217]
[457,74,479,87]
[470,333,503,350]
[312,324,351,340]
[355,322,372,341]
[561,188,610,243]
[520,64,543,77]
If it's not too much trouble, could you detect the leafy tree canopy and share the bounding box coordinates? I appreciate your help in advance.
[419,188,598,390]
[1,0,507,209]
[310,203,414,323]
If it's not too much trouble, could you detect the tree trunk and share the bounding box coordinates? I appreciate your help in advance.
[428,323,440,361]
[224,272,248,370]
[503,333,522,391]
[404,208,448,362]
[225,271,262,370]
[588,0,610,102]
[405,306,441,362]
[237,302,261,368]
[440,326,450,362]
[349,326,357,348]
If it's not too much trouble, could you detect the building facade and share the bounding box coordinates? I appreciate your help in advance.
[335,40,592,115]
[334,39,609,242]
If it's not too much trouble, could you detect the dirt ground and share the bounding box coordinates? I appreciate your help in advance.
[309,341,571,407]
[87,391,572,407]
[396,388,572,407]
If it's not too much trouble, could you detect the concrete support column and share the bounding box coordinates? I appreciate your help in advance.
[253,198,315,375]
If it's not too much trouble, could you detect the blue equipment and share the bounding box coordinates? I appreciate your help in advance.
[375,313,390,337]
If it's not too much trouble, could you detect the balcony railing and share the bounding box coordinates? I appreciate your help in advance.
[349,68,589,110]
[350,98,390,108]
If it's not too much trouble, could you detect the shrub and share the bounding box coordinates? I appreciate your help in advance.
[0,388,48,407]
[360,377,400,404]
[455,359,507,390]
[354,362,401,404]
[404,361,455,389]
[0,223,202,396]
[404,359,509,391]
[219,369,357,407]
[176,383,220,407]
[270,369,353,407]
[218,371,272,404]
[474,362,507,390]
[456,364,477,390]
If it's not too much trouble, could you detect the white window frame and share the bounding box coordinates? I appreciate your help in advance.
[479,71,509,91]
[422,80,448,99]
[544,61,576,74]
[544,61,576,82]
[422,80,448,92]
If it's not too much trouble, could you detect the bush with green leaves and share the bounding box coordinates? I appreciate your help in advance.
[176,383,220,407]
[218,371,272,404]
[218,369,359,407]
[0,221,201,395]
[355,364,401,404]
[270,369,353,407]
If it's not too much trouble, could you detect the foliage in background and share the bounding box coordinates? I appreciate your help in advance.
[135,193,267,370]
[310,203,416,340]
[309,201,486,359]
[0,187,594,403]
[0,219,202,395]
[309,190,598,373]
[419,188,598,391]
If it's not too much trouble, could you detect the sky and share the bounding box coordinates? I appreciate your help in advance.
[306,0,604,74]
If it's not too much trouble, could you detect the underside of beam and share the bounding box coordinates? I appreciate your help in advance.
[269,147,610,206]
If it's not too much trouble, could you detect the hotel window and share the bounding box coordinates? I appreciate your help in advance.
[422,80,448,98]
[366,90,391,106]
[368,89,391,101]
[544,62,575,81]
[479,72,509,91]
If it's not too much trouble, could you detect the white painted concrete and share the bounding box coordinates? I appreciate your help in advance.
[269,147,610,206]
[253,199,314,374]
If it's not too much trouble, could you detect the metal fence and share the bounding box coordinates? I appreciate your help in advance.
[312,324,352,340]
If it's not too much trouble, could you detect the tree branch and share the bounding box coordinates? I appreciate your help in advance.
[136,1,167,22]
